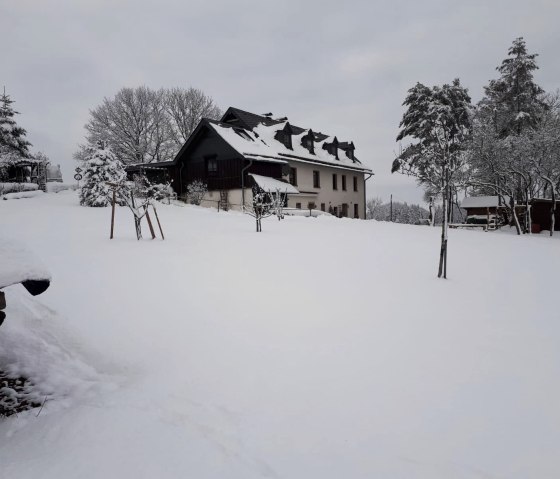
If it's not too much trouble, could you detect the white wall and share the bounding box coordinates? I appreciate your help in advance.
[283,160,367,219]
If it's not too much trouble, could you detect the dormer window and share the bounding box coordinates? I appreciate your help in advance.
[346,142,355,161]
[302,130,315,154]
[331,137,339,160]
[322,137,339,159]
[275,122,293,150]
[284,131,292,149]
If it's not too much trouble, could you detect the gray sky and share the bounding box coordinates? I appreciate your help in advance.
[3,0,560,204]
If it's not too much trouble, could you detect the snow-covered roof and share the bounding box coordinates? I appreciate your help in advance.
[461,196,510,209]
[0,237,51,295]
[208,115,373,173]
[249,174,299,194]
[209,123,287,164]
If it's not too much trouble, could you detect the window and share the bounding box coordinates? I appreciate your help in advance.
[332,173,337,190]
[206,156,218,176]
[313,170,320,188]
[353,176,358,192]
[354,203,359,218]
[333,206,338,217]
[321,203,325,212]
[303,133,315,154]
[341,175,347,191]
[296,202,301,209]
[289,167,297,186]
[284,133,292,150]
[341,203,348,217]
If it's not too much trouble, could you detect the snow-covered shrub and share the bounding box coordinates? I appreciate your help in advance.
[186,180,207,205]
[0,182,39,195]
[2,190,44,200]
[79,143,126,207]
[0,372,42,417]
[47,182,77,194]
[146,182,173,203]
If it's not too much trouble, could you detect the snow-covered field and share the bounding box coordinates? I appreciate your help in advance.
[1,192,559,479]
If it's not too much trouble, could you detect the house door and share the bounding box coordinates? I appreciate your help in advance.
[341,203,348,217]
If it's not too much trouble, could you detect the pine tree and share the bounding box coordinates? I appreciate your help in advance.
[79,142,126,207]
[481,37,546,136]
[0,89,32,158]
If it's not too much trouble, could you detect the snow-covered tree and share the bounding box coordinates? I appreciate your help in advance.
[186,180,208,205]
[0,89,32,159]
[465,39,549,235]
[393,79,472,278]
[79,142,126,207]
[367,199,431,224]
[480,37,546,137]
[366,197,383,219]
[245,185,275,232]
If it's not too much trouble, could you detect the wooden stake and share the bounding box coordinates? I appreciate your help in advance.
[110,188,116,239]
[145,206,156,239]
[152,205,165,240]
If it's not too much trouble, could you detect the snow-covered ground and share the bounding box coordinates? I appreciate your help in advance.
[1,191,559,479]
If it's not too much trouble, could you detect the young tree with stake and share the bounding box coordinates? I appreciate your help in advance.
[393,79,472,278]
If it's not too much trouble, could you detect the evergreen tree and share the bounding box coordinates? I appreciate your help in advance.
[0,89,32,158]
[79,142,126,207]
[481,37,546,136]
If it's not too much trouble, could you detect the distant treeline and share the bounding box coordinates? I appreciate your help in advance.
[366,197,464,225]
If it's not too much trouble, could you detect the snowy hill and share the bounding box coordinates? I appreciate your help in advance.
[1,192,559,479]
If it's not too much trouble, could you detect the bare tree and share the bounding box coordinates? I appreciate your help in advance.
[165,87,222,147]
[366,196,383,219]
[78,86,221,165]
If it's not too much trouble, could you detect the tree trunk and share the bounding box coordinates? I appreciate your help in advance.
[510,195,521,235]
[551,188,556,237]
[429,197,434,226]
[131,192,142,240]
[526,193,532,235]
[438,166,449,279]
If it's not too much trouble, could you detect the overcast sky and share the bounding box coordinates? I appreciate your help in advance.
[2,0,559,204]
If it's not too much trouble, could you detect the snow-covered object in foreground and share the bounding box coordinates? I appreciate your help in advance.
[0,237,50,295]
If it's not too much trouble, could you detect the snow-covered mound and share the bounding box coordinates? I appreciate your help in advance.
[1,190,44,201]
[0,237,50,293]
[0,192,559,479]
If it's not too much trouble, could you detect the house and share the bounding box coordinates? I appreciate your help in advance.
[128,107,374,219]
[460,196,510,225]
[461,195,560,232]
[0,156,46,186]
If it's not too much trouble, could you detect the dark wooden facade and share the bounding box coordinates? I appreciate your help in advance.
[530,199,560,232]
[127,119,284,198]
